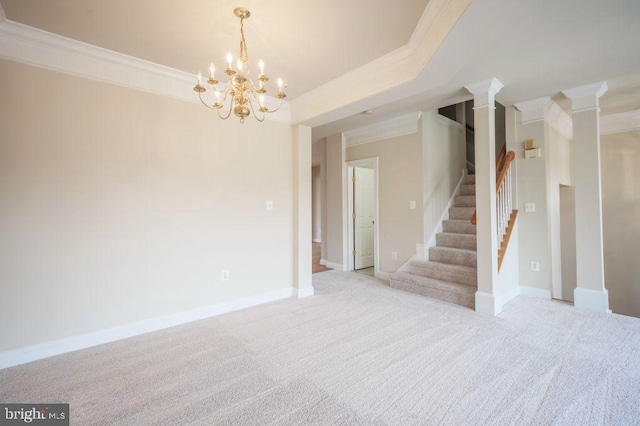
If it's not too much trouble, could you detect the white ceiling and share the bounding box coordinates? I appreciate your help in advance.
[1,0,639,140]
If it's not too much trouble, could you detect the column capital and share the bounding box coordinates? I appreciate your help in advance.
[514,96,550,124]
[562,81,608,113]
[464,78,504,109]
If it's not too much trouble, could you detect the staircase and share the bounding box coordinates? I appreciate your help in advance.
[390,174,477,309]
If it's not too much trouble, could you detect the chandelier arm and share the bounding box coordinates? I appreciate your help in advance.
[265,97,283,114]
[246,96,266,122]
[198,92,217,109]
[216,100,234,120]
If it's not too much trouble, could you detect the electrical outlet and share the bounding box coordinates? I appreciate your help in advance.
[525,203,536,213]
[409,200,416,209]
[266,201,273,211]
[391,252,398,260]
[221,270,230,281]
[531,261,540,272]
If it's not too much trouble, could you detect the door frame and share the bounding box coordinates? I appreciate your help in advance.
[346,157,379,276]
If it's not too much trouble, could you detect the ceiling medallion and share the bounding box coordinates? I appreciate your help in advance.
[193,8,286,123]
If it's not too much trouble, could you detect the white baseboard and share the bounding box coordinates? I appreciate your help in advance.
[295,286,315,298]
[0,286,294,370]
[498,287,520,307]
[375,271,391,282]
[519,286,552,300]
[312,238,321,243]
[574,287,611,313]
[320,259,345,271]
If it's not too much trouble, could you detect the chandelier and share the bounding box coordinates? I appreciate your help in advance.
[193,7,286,123]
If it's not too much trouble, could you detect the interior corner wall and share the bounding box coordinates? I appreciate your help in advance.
[600,130,640,318]
[311,165,321,242]
[318,138,328,261]
[346,132,423,272]
[422,111,466,251]
[0,59,295,352]
[324,133,346,268]
[514,114,552,294]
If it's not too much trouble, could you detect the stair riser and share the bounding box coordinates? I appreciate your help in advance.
[463,175,476,185]
[449,207,475,220]
[460,185,476,196]
[390,278,474,309]
[429,247,477,267]
[443,221,476,235]
[409,266,477,286]
[454,196,476,207]
[436,233,477,251]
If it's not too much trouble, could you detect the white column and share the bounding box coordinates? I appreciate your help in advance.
[562,81,610,313]
[293,125,314,298]
[465,78,503,316]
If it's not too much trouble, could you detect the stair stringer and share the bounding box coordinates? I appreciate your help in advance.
[423,168,467,261]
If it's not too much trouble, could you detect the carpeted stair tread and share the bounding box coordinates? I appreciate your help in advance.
[459,184,476,196]
[390,272,475,308]
[429,246,477,267]
[454,195,476,207]
[443,220,476,235]
[435,232,477,251]
[448,207,476,220]
[408,260,477,286]
[463,174,475,185]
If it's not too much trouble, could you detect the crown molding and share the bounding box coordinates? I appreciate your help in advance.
[344,112,422,147]
[0,3,5,23]
[562,81,608,114]
[0,19,291,124]
[546,101,573,140]
[290,0,473,126]
[514,96,550,124]
[601,109,640,135]
[465,78,504,109]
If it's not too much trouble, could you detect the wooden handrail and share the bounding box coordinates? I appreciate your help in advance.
[470,149,515,225]
[496,144,506,171]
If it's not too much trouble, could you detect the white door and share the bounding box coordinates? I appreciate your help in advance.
[354,167,375,269]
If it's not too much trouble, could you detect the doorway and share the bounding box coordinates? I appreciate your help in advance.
[347,158,379,276]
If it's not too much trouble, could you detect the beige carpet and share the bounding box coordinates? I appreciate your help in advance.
[1,270,639,425]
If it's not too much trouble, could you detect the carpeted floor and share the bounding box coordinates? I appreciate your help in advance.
[1,271,639,425]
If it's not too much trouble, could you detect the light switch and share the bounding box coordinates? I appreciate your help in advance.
[266,201,273,211]
[410,200,416,209]
[525,202,536,213]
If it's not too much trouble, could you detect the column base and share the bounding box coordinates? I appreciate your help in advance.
[475,291,502,316]
[295,286,315,299]
[574,287,611,313]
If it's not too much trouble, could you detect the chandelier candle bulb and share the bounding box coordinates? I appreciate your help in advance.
[237,60,243,71]
[226,53,233,69]
[259,60,265,75]
[209,63,215,78]
[277,78,283,91]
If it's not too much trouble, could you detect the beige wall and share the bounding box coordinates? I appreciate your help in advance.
[601,130,640,317]
[347,132,423,272]
[514,107,572,295]
[422,111,466,249]
[560,186,576,302]
[325,134,346,267]
[311,165,321,242]
[0,59,295,351]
